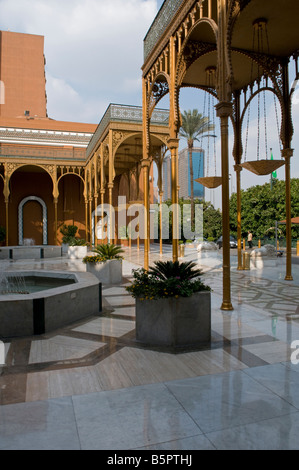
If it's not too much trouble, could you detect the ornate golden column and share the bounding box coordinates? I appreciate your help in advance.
[283,148,293,281]
[94,192,98,246]
[168,139,179,262]
[89,197,93,245]
[142,74,151,270]
[235,164,243,270]
[85,199,89,242]
[141,158,150,270]
[54,198,58,245]
[3,176,10,246]
[159,190,164,256]
[93,156,99,247]
[52,166,59,246]
[108,182,114,243]
[5,199,9,246]
[216,101,234,311]
[100,188,105,244]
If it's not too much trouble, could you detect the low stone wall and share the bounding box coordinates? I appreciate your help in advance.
[0,271,100,338]
[0,246,62,260]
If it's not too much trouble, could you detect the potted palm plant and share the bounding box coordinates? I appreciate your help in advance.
[67,237,89,259]
[126,260,211,349]
[118,225,129,247]
[83,243,124,284]
[59,224,88,258]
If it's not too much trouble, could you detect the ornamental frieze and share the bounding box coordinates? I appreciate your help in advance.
[4,162,21,178]
[112,130,135,154]
[176,40,216,87]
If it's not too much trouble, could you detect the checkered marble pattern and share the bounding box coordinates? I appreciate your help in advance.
[0,246,299,449]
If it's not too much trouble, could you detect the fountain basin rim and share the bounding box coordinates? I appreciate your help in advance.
[0,270,99,300]
[0,270,101,338]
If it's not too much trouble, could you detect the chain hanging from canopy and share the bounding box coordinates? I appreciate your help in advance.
[241,18,285,176]
[195,67,222,189]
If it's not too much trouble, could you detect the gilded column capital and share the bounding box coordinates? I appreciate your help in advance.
[234,164,243,172]
[140,159,151,169]
[167,138,179,150]
[281,148,294,159]
[216,102,233,118]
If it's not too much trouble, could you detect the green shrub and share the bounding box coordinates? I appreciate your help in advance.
[118,226,128,239]
[126,260,210,300]
[60,224,78,244]
[91,243,124,260]
[68,237,88,246]
[82,255,106,264]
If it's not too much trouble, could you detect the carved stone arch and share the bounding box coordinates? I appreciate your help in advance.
[226,0,242,90]
[226,0,271,98]
[5,163,55,202]
[57,171,85,187]
[6,162,53,182]
[148,72,170,118]
[18,196,48,245]
[176,18,218,89]
[241,86,290,150]
[57,171,86,200]
[229,48,288,145]
[112,131,143,158]
[151,133,169,149]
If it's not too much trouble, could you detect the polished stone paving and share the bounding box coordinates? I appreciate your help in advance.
[0,245,299,449]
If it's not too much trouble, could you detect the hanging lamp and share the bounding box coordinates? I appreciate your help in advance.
[195,67,222,189]
[240,18,284,176]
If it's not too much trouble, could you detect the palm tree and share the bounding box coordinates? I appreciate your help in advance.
[148,260,203,281]
[179,109,214,227]
[93,243,124,260]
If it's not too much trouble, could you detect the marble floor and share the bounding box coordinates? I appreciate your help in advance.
[0,245,299,450]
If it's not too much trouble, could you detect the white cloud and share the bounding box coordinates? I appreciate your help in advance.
[0,0,159,122]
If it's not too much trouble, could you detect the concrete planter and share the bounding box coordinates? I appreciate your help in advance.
[61,243,69,255]
[67,245,88,259]
[136,291,211,348]
[86,259,122,284]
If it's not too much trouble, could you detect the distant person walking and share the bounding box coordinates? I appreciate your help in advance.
[248,231,253,249]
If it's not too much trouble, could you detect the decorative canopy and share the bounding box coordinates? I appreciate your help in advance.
[279,217,299,225]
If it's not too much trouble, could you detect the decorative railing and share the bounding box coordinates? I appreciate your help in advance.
[86,104,169,158]
[144,0,184,61]
[0,143,86,161]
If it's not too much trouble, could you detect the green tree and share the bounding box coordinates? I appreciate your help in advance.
[158,198,222,242]
[202,201,222,240]
[179,109,214,227]
[229,179,299,239]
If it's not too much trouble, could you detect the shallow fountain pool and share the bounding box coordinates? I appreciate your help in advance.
[0,271,101,338]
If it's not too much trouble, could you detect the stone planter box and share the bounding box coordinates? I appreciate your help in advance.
[61,243,69,255]
[86,259,122,284]
[67,246,88,259]
[136,291,211,348]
